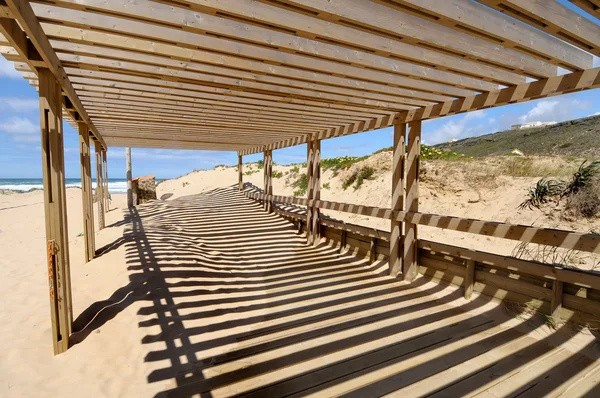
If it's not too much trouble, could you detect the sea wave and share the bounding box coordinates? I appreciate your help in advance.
[0,181,128,193]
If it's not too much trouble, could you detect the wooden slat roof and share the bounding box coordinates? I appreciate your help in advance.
[0,0,599,154]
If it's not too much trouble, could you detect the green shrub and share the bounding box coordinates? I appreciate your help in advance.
[272,170,283,179]
[292,173,308,196]
[321,155,368,171]
[342,166,376,190]
[323,182,331,190]
[421,145,465,160]
[257,160,264,169]
[355,166,375,189]
[563,160,600,196]
[182,181,190,187]
[290,165,300,174]
[519,178,564,210]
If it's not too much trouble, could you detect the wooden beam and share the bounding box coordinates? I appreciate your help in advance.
[78,122,95,262]
[4,0,105,148]
[50,38,461,101]
[263,150,273,213]
[238,154,243,192]
[397,67,600,123]
[39,68,73,355]
[382,0,592,71]
[401,120,421,281]
[57,52,436,108]
[306,137,321,245]
[126,147,133,208]
[34,1,520,86]
[95,142,105,229]
[280,0,557,78]
[0,18,44,67]
[571,0,600,19]
[390,123,406,277]
[480,0,600,58]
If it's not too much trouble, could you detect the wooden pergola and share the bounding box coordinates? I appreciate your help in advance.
[1,0,600,355]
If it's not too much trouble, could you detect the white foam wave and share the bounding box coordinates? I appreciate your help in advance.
[0,181,128,193]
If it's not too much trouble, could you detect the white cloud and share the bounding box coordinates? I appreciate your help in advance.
[0,57,21,79]
[0,116,38,142]
[0,97,38,112]
[425,109,490,144]
[518,98,591,124]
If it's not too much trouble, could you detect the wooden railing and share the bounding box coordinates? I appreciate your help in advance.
[245,191,600,254]
[243,188,600,324]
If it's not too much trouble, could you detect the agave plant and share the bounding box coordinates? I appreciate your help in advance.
[563,160,600,196]
[519,178,564,210]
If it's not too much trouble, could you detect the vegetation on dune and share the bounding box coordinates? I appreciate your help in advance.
[563,160,600,197]
[292,173,308,197]
[272,170,283,179]
[518,179,564,210]
[435,114,600,158]
[342,166,376,190]
[370,144,465,160]
[520,160,600,218]
[321,155,368,173]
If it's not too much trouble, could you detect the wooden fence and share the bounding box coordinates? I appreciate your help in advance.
[244,189,600,325]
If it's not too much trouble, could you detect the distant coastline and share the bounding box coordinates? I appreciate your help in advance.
[0,178,129,193]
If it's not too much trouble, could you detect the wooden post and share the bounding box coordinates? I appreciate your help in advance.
[370,238,377,263]
[402,120,421,281]
[551,279,564,324]
[390,123,406,277]
[464,260,476,299]
[102,149,109,211]
[95,142,105,230]
[306,138,321,245]
[39,68,73,355]
[78,122,95,262]
[238,154,243,191]
[340,229,347,254]
[263,150,273,212]
[126,147,133,208]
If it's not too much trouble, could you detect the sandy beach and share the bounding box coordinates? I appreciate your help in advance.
[1,159,599,396]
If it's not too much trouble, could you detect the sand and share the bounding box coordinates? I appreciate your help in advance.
[0,158,598,396]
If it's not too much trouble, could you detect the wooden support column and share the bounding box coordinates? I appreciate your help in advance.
[402,120,421,281]
[390,123,406,277]
[102,149,109,211]
[306,138,321,245]
[551,279,564,324]
[39,68,73,355]
[95,142,105,230]
[263,150,273,212]
[238,154,243,191]
[464,260,476,299]
[126,147,133,208]
[78,122,95,262]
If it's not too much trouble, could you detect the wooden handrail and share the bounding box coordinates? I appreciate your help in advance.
[244,190,600,254]
[399,211,600,254]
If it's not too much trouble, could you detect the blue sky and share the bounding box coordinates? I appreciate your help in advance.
[1,0,599,179]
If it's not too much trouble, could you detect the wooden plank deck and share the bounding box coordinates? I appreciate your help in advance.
[117,187,599,397]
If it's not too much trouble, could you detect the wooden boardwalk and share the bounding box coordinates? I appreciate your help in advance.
[117,187,600,397]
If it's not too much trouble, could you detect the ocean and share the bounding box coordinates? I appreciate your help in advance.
[0,178,129,194]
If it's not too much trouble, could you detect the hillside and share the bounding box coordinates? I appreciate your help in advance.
[435,114,600,157]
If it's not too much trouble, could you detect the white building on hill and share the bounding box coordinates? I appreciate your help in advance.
[511,121,557,130]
